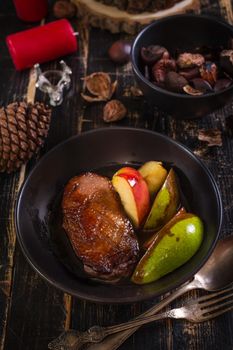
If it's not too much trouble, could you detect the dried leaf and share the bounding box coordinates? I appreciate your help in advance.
[83,72,112,100]
[198,129,222,146]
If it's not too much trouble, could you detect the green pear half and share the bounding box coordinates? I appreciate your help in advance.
[132,213,204,284]
[144,168,179,231]
[143,207,186,250]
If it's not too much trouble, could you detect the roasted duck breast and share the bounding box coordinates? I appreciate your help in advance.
[62,172,139,282]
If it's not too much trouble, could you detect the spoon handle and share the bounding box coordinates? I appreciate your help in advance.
[87,280,195,350]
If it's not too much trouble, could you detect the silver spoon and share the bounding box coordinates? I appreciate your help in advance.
[48,236,233,350]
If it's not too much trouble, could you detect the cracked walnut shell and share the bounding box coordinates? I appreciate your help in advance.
[103,100,127,123]
[82,72,117,102]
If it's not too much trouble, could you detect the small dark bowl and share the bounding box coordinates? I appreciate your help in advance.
[15,128,222,303]
[131,14,233,119]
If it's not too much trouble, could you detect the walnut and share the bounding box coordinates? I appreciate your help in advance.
[81,72,117,102]
[103,100,127,123]
[53,0,77,19]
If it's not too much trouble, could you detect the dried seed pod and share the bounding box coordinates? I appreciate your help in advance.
[141,45,168,65]
[183,85,203,96]
[214,78,232,92]
[220,50,233,76]
[179,67,200,80]
[177,53,205,69]
[108,40,131,64]
[199,62,217,86]
[191,78,213,93]
[82,72,117,102]
[103,100,127,123]
[164,71,188,93]
[152,52,176,84]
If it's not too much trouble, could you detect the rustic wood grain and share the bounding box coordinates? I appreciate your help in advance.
[0,0,233,349]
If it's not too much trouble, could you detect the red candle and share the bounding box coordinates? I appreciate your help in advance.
[13,0,48,22]
[6,19,78,71]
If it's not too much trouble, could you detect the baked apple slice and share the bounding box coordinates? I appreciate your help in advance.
[112,167,150,228]
[139,161,167,198]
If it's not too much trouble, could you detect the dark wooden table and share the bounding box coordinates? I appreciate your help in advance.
[1,1,233,349]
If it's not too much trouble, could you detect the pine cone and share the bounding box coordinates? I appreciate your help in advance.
[0,101,51,173]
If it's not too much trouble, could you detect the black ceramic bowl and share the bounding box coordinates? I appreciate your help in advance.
[131,14,233,119]
[15,128,222,303]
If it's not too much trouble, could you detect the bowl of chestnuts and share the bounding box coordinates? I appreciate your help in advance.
[131,14,233,118]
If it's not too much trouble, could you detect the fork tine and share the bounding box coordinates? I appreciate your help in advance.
[201,303,233,321]
[196,285,233,303]
[199,290,233,309]
[203,297,233,315]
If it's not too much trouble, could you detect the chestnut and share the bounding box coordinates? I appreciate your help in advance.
[141,45,168,65]
[164,71,188,93]
[152,52,176,84]
[108,40,131,64]
[214,78,232,92]
[139,42,233,97]
[179,67,200,80]
[191,78,213,93]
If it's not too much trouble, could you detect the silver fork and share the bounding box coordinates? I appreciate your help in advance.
[48,285,233,350]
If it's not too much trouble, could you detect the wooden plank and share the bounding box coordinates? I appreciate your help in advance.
[1,15,82,350]
[0,4,34,346]
[0,8,77,350]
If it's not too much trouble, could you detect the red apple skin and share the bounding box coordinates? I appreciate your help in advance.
[116,167,150,227]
